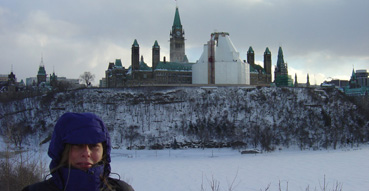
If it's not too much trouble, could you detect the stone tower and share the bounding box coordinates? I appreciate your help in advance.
[264,47,272,83]
[247,46,255,65]
[152,40,160,71]
[131,39,140,73]
[170,7,186,63]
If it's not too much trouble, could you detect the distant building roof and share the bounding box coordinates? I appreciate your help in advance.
[250,64,265,74]
[138,61,152,71]
[115,59,123,68]
[155,61,193,71]
[344,86,368,96]
[37,66,46,75]
[127,60,152,71]
[182,55,189,63]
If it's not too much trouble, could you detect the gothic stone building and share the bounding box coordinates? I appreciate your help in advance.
[247,46,272,85]
[103,7,193,87]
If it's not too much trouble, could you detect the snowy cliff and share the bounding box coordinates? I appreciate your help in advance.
[1,86,368,150]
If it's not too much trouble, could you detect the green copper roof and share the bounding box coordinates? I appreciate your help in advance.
[127,61,152,71]
[153,40,160,48]
[344,86,368,96]
[50,72,57,81]
[249,64,265,74]
[155,61,193,71]
[139,61,151,71]
[278,46,283,55]
[37,66,46,75]
[182,55,189,63]
[264,47,271,55]
[247,46,254,54]
[172,7,182,29]
[132,39,139,47]
[115,59,123,68]
[277,46,285,67]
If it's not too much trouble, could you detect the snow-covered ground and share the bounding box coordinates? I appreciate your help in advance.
[3,144,368,191]
[111,147,369,191]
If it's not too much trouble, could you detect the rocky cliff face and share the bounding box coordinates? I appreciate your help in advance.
[1,86,368,150]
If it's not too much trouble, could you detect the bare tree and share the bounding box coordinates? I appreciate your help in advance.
[124,125,140,150]
[3,119,32,149]
[79,71,95,86]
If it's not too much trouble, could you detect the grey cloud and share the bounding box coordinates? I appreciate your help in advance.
[0,0,368,85]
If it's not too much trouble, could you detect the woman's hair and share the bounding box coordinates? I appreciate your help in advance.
[50,144,72,174]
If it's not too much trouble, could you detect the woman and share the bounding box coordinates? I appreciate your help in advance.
[22,112,134,191]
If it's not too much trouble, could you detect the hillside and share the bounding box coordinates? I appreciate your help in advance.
[1,86,368,151]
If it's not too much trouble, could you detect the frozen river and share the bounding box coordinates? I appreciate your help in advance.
[111,147,369,191]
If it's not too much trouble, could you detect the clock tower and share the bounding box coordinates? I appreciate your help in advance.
[170,7,186,63]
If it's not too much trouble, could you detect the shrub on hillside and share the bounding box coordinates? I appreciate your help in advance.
[0,150,46,191]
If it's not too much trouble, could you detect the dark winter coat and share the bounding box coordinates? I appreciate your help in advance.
[22,177,134,191]
[22,112,134,191]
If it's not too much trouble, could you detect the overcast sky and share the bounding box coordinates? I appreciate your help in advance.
[1,0,368,85]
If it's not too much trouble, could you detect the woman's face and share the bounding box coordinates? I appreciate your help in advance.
[68,143,103,170]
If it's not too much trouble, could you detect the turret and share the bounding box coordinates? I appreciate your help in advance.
[152,40,160,71]
[264,47,272,75]
[131,39,140,72]
[247,46,255,65]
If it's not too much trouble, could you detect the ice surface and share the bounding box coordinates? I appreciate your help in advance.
[111,147,369,191]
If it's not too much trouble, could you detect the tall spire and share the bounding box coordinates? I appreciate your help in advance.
[172,7,182,30]
[277,46,285,68]
[38,56,46,75]
[40,54,44,66]
[350,68,356,80]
